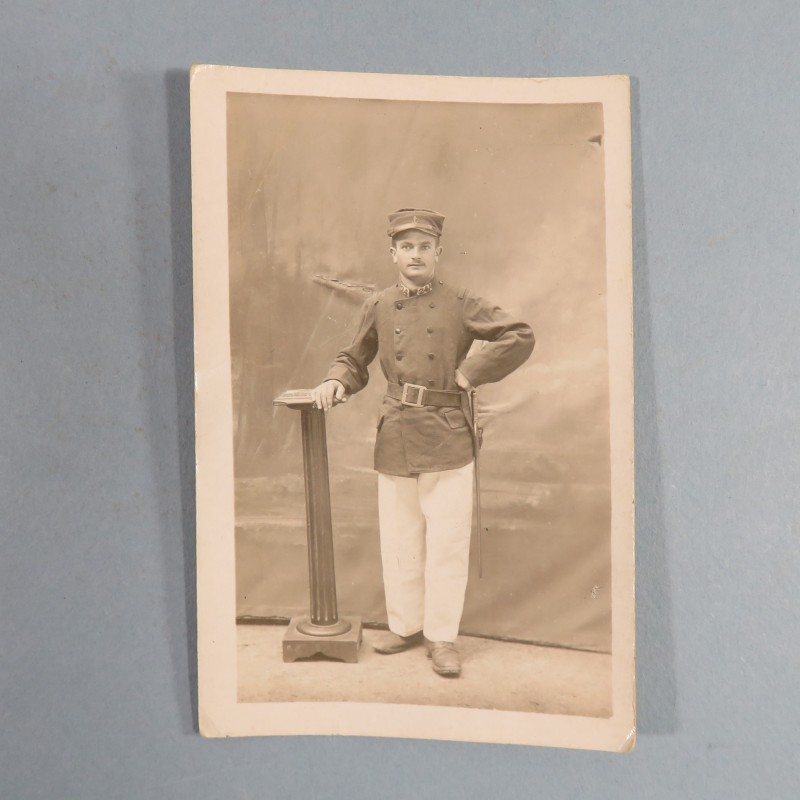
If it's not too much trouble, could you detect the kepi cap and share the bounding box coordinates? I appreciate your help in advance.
[387,208,445,238]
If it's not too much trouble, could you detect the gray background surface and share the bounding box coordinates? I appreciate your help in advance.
[1,1,797,798]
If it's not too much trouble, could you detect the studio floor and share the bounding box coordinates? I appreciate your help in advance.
[237,623,612,716]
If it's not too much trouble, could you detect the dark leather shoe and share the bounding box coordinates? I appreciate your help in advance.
[425,639,461,677]
[372,630,424,655]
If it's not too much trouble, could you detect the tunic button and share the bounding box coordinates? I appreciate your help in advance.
[395,328,401,334]
[395,301,403,310]
[396,353,403,360]
[429,302,436,308]
[426,327,433,333]
[428,379,435,386]
[428,353,435,360]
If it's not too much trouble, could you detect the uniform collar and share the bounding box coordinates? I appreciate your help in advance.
[397,279,435,298]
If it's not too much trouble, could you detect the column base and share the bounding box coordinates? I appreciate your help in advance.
[297,617,352,637]
[282,615,362,663]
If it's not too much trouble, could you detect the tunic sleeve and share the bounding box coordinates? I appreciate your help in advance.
[457,291,535,387]
[323,297,379,395]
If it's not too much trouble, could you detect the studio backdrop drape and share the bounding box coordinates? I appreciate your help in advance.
[227,92,612,653]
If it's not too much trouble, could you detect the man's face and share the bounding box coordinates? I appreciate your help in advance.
[390,229,442,287]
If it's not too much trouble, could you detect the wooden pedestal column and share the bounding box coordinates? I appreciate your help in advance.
[273,391,362,663]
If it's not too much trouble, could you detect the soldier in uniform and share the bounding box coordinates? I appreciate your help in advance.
[311,208,534,677]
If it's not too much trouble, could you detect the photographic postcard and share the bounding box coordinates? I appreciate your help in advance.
[190,65,634,750]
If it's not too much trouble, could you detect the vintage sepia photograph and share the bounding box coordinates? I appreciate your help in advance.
[191,65,634,750]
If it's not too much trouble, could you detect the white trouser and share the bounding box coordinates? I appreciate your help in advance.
[377,462,474,643]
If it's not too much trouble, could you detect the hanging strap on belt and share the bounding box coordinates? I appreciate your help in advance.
[386,381,462,408]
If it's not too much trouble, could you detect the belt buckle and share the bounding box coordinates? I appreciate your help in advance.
[400,382,426,407]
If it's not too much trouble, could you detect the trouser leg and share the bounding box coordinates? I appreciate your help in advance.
[417,462,474,643]
[377,472,426,637]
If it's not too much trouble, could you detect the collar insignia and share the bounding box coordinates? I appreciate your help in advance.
[398,280,434,298]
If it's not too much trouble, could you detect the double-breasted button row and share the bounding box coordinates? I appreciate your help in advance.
[394,299,436,309]
[395,300,436,308]
[393,326,434,336]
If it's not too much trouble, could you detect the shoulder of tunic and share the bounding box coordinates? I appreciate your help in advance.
[433,280,469,301]
[374,285,400,305]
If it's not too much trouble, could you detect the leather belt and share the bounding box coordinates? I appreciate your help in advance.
[386,381,462,408]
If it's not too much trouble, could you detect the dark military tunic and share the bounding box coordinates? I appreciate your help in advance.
[325,279,534,477]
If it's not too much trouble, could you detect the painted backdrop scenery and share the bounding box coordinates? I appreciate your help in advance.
[227,92,610,653]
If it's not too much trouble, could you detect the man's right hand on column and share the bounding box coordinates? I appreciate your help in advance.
[310,379,347,411]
